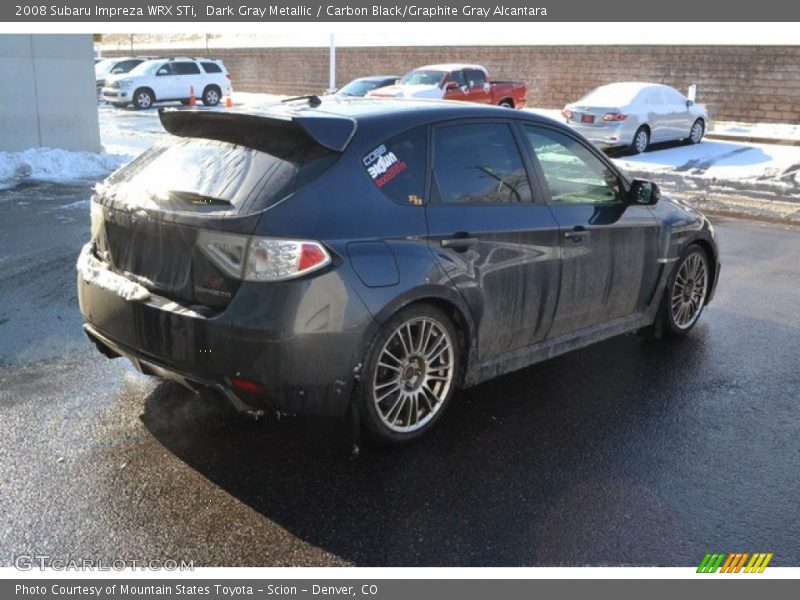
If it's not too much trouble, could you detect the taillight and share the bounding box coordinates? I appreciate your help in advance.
[602,112,628,121]
[90,201,104,241]
[196,231,331,282]
[561,108,573,119]
[226,74,232,80]
[245,238,331,282]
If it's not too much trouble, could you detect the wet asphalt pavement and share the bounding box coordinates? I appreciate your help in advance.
[1,182,799,567]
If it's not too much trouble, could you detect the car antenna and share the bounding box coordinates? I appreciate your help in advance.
[281,95,322,107]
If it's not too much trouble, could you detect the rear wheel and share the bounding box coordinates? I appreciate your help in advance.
[132,88,153,109]
[202,86,221,106]
[655,244,710,337]
[630,126,650,154]
[499,99,514,108]
[358,304,460,444]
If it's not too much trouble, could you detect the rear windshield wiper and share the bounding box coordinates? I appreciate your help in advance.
[168,190,233,207]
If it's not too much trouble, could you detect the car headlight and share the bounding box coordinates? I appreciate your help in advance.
[118,80,133,88]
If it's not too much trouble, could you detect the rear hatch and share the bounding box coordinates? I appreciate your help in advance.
[92,108,354,309]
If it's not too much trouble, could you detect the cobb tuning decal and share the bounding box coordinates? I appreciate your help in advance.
[365,145,408,188]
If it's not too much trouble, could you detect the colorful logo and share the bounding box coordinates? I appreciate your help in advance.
[697,552,773,573]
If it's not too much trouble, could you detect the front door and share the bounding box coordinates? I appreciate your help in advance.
[425,120,561,362]
[521,124,662,339]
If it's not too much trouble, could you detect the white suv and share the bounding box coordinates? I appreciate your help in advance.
[102,57,231,109]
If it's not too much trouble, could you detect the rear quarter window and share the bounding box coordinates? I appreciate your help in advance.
[361,126,427,206]
[202,62,223,73]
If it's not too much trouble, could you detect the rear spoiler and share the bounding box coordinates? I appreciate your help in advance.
[158,108,357,152]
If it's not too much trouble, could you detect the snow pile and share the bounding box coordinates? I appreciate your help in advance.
[0,147,130,191]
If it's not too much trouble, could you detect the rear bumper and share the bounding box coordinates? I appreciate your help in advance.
[567,120,637,148]
[77,243,372,418]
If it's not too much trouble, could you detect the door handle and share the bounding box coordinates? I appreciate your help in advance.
[441,235,479,250]
[564,227,590,242]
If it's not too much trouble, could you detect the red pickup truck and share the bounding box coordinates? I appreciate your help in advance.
[367,63,527,109]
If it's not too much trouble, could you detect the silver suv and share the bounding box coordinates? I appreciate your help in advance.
[102,57,231,109]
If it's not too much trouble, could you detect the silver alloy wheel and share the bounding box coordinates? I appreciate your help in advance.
[670,251,709,330]
[635,129,649,153]
[372,317,455,433]
[136,91,151,108]
[204,88,219,105]
[690,120,704,143]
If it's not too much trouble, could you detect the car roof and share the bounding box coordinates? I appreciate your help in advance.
[415,63,488,73]
[162,97,560,152]
[353,75,399,81]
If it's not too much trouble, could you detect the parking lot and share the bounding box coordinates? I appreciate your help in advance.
[1,97,800,564]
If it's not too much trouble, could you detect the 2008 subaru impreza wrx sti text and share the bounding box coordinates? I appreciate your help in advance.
[77,97,720,443]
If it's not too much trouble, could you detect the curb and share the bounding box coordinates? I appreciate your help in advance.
[705,132,800,147]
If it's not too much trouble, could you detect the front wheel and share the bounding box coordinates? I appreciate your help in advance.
[688,119,705,144]
[629,126,650,155]
[358,304,460,444]
[656,244,711,337]
[132,88,153,110]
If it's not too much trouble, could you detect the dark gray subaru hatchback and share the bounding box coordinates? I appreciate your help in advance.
[78,98,719,443]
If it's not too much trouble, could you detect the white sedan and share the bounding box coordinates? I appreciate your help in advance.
[562,82,709,154]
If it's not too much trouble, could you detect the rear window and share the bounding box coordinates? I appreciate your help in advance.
[202,62,222,73]
[100,136,337,214]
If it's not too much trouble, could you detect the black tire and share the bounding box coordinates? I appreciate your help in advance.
[202,85,221,106]
[687,118,705,144]
[629,126,650,155]
[132,88,154,110]
[499,99,514,108]
[357,303,461,444]
[653,244,711,338]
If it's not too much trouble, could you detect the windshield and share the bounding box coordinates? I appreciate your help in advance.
[336,80,383,97]
[578,84,643,107]
[128,60,165,77]
[94,59,116,77]
[399,70,446,86]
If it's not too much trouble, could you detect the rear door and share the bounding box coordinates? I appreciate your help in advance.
[425,120,561,362]
[171,61,203,100]
[636,87,671,142]
[521,124,661,338]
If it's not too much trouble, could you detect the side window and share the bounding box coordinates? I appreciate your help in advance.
[448,70,467,87]
[432,123,531,205]
[116,60,138,72]
[523,126,622,204]
[465,69,486,88]
[663,87,685,105]
[173,62,201,75]
[362,126,427,205]
[202,62,222,74]
[637,88,664,106]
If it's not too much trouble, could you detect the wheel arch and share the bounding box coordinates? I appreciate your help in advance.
[366,287,477,388]
[133,86,155,103]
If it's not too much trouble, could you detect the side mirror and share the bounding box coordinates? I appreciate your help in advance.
[156,68,169,76]
[630,179,661,205]
[111,67,123,74]
[686,99,694,107]
[444,81,459,91]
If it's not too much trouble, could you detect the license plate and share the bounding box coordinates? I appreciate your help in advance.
[581,114,595,124]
